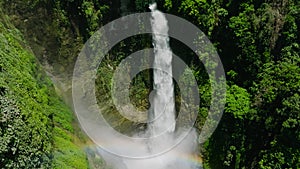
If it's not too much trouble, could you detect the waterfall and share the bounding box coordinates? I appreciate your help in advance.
[120,3,201,169]
[95,3,202,169]
[149,2,176,135]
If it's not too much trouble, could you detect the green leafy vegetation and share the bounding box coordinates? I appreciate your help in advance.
[1,0,299,168]
[0,10,89,168]
[159,0,300,168]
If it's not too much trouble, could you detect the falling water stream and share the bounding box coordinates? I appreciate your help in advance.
[95,3,202,169]
[150,3,176,135]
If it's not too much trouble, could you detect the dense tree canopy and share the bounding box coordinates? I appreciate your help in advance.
[0,0,299,168]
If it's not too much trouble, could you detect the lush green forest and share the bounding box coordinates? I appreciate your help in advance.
[0,0,299,168]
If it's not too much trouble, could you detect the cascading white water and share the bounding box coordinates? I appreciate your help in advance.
[149,2,176,135]
[96,3,202,169]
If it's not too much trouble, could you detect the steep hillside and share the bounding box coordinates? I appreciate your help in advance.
[1,0,299,168]
[0,11,89,168]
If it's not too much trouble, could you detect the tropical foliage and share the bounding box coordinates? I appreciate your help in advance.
[0,0,299,168]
